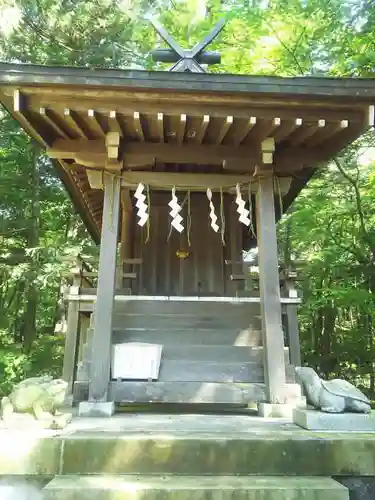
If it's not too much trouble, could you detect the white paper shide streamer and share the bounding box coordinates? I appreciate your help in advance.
[168,186,184,233]
[206,188,219,232]
[134,183,149,227]
[235,183,250,226]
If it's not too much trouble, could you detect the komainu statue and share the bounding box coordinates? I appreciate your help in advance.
[295,366,371,414]
[0,376,72,429]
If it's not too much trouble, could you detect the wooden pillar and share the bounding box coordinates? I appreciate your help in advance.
[256,174,286,404]
[62,284,80,394]
[287,305,301,366]
[285,276,301,367]
[88,173,121,402]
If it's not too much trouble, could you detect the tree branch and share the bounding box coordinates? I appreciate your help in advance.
[333,156,375,257]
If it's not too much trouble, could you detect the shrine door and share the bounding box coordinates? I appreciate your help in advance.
[132,192,243,297]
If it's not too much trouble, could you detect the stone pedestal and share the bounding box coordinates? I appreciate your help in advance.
[293,408,375,431]
[78,401,115,418]
[258,397,306,419]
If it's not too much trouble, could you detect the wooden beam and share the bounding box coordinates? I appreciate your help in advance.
[106,132,120,160]
[273,118,302,143]
[48,139,260,166]
[233,117,257,146]
[88,173,121,402]
[29,91,365,122]
[216,116,233,144]
[13,89,49,146]
[87,109,105,138]
[120,171,252,190]
[248,117,281,143]
[63,108,87,138]
[261,137,275,164]
[85,169,292,193]
[39,107,69,138]
[133,111,145,141]
[289,120,325,146]
[196,114,210,143]
[305,119,348,148]
[156,113,164,142]
[48,139,106,158]
[369,105,375,128]
[49,138,343,172]
[108,111,123,136]
[177,114,186,144]
[120,171,292,193]
[87,169,104,189]
[256,173,286,404]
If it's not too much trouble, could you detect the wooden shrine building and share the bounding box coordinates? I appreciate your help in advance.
[1,41,375,414]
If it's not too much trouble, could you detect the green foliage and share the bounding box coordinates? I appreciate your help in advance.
[0,330,64,396]
[0,0,374,397]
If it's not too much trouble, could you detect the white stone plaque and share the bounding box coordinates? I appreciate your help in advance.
[111,342,163,380]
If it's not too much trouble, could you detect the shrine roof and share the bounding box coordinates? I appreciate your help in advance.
[1,61,374,244]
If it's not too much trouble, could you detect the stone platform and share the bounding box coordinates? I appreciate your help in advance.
[1,412,375,500]
[1,413,375,476]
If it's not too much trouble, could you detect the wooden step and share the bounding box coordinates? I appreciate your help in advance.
[112,313,262,331]
[112,327,263,346]
[111,359,295,384]
[113,299,261,316]
[73,381,301,404]
[157,359,264,383]
[43,475,349,500]
[109,343,290,363]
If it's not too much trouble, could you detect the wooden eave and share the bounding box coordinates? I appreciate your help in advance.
[0,62,374,244]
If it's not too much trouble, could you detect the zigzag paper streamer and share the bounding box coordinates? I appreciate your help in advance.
[235,183,250,226]
[134,183,149,227]
[206,188,219,232]
[168,186,184,233]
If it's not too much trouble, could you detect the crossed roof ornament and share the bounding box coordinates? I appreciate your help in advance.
[150,18,226,73]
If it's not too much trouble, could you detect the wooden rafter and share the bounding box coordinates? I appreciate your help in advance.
[63,108,87,138]
[87,109,105,138]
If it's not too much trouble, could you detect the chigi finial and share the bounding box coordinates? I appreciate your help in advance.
[149,17,225,73]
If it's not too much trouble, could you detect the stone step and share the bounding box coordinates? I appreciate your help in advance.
[110,359,295,384]
[111,326,263,346]
[157,359,294,383]
[157,345,290,363]
[43,475,349,500]
[112,312,261,331]
[2,413,375,476]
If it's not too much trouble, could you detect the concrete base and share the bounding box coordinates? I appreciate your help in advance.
[78,401,115,418]
[258,398,306,418]
[293,408,375,431]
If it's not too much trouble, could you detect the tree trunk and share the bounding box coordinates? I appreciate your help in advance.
[21,144,40,351]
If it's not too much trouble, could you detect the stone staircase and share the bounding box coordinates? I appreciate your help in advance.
[2,413,369,500]
[43,475,348,500]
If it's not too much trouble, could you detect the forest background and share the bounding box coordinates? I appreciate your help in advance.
[1,0,375,399]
